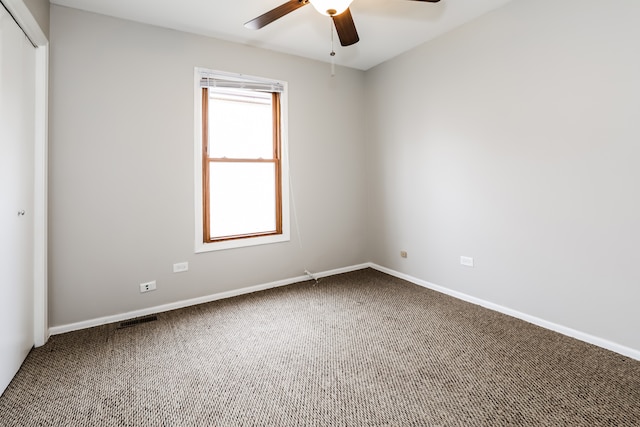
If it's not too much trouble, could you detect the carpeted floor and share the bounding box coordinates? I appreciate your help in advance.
[1,268,638,426]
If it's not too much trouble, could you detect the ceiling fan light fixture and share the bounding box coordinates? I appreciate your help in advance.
[309,0,354,16]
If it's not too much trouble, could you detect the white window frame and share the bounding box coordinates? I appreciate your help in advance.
[194,68,290,253]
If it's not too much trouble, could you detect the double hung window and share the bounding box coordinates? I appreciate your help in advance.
[195,69,289,252]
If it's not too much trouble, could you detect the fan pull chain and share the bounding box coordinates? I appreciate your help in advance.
[330,18,336,76]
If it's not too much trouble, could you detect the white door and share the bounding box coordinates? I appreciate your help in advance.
[0,3,36,395]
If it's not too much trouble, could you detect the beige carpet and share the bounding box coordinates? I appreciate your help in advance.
[1,268,638,426]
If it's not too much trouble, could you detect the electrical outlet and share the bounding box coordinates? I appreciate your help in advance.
[173,262,189,273]
[400,251,408,258]
[140,280,156,293]
[460,256,474,267]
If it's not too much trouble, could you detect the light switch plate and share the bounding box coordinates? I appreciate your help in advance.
[460,256,474,267]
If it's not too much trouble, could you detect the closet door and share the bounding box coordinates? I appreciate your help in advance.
[0,3,36,395]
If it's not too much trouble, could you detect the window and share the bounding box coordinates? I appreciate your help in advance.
[195,69,289,252]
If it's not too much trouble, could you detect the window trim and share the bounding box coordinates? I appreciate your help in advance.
[194,68,290,253]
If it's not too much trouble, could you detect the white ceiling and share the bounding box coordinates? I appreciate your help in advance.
[50,0,512,70]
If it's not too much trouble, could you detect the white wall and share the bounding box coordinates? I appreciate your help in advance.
[365,0,640,352]
[49,5,367,327]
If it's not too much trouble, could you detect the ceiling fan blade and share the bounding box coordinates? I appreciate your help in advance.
[244,0,309,30]
[331,8,359,47]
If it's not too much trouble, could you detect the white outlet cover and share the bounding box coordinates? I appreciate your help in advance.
[140,280,157,293]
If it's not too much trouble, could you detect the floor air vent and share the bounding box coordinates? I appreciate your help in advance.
[117,315,158,329]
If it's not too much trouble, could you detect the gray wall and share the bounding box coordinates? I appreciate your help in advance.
[50,0,640,355]
[49,5,367,326]
[365,0,640,352]
[23,0,48,38]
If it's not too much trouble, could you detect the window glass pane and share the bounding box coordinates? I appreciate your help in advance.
[209,162,276,238]
[208,95,273,159]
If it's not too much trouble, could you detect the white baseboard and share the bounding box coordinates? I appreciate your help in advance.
[48,263,371,336]
[49,261,639,361]
[368,263,640,361]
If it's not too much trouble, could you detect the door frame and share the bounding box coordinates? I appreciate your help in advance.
[2,0,48,346]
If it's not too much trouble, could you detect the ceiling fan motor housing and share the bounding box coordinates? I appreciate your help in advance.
[309,0,354,16]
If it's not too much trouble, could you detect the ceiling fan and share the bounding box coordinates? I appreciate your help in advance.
[244,0,442,47]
